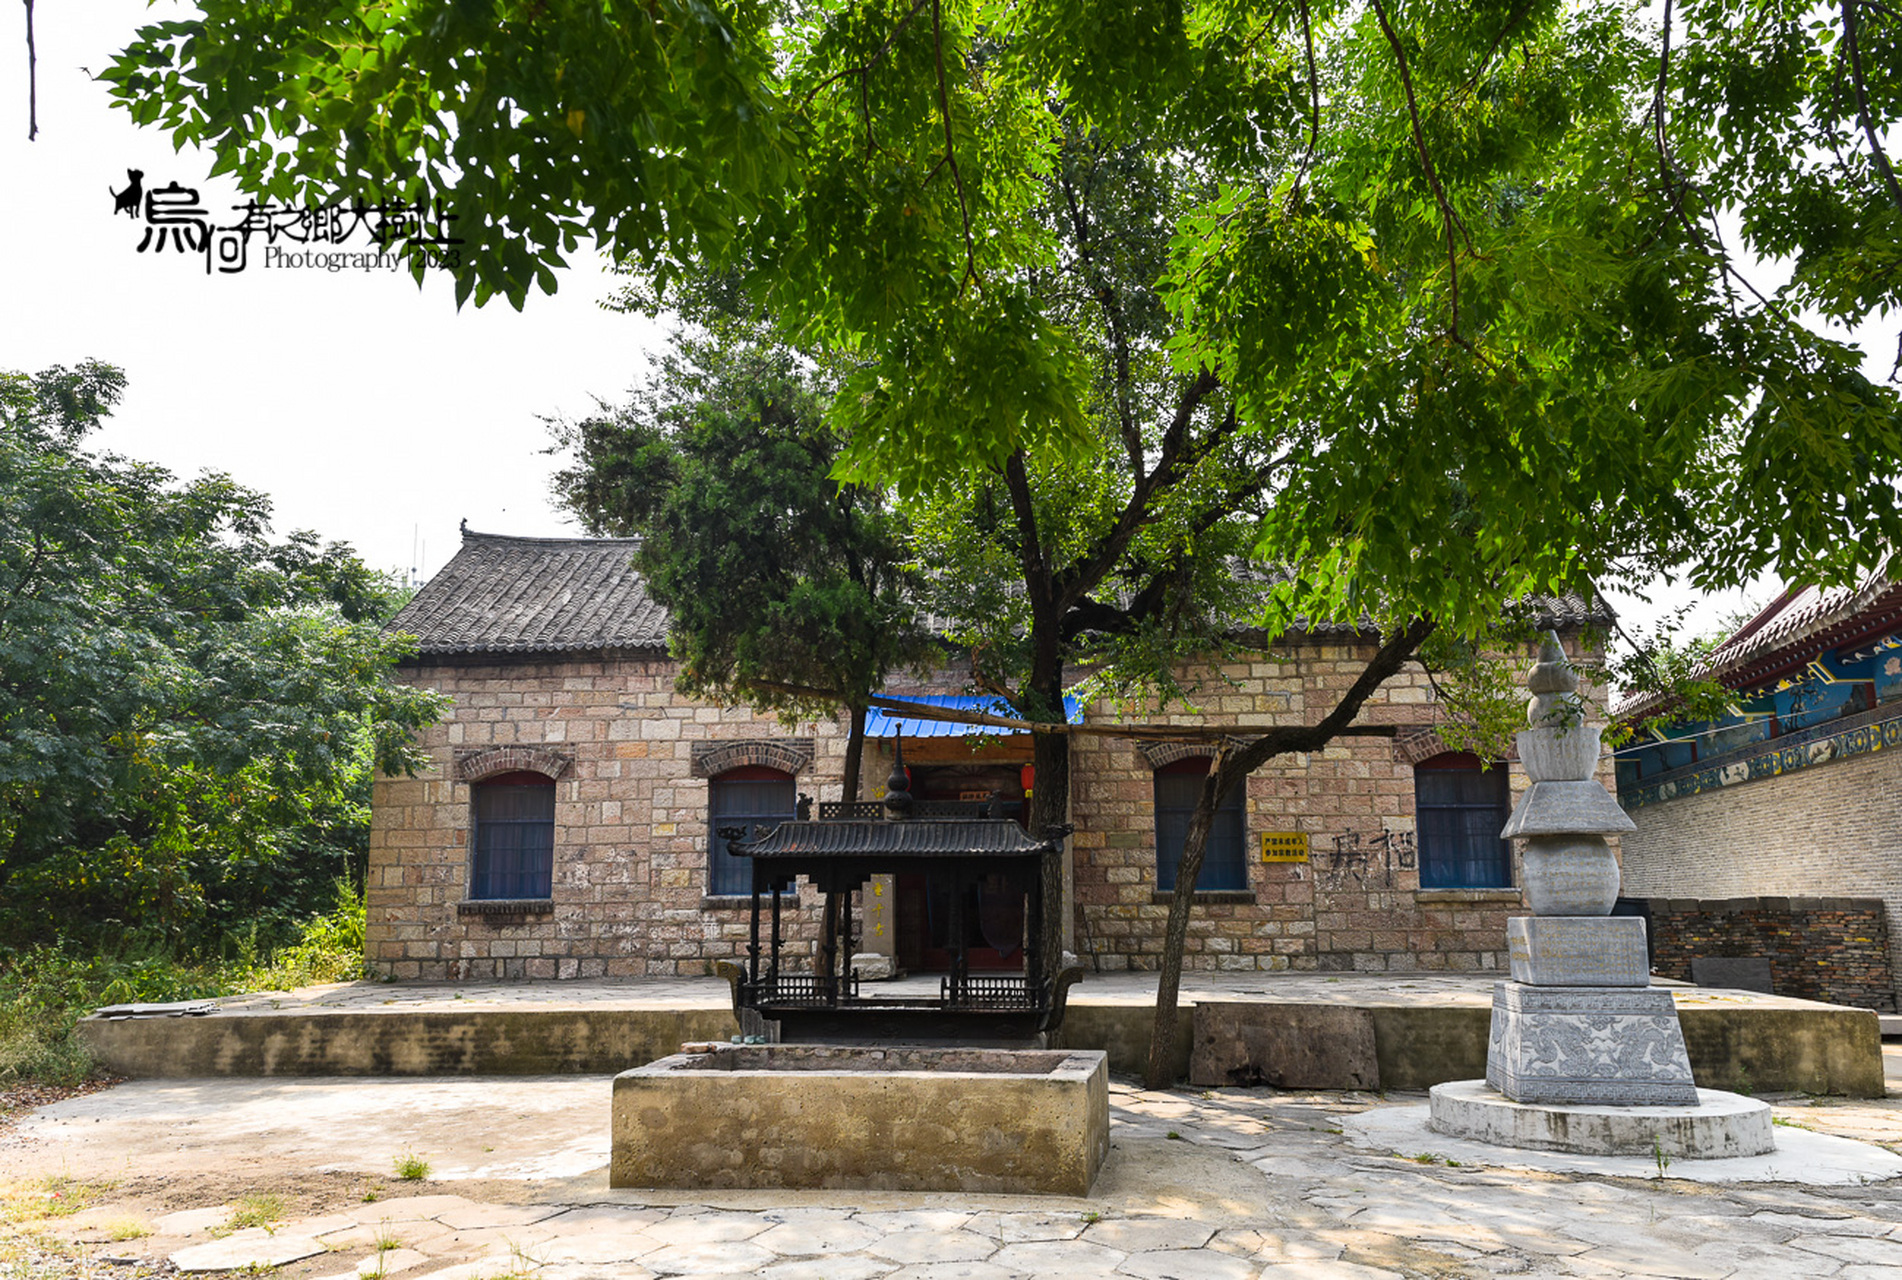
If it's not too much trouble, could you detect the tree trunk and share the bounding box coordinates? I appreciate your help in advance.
[1143,739,1236,1089]
[1142,618,1438,1089]
[842,702,867,802]
[1030,728,1071,968]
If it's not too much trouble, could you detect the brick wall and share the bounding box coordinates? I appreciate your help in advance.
[1635,896,1894,1011]
[369,635,1612,980]
[367,653,847,979]
[1621,744,1902,1004]
[1066,639,1606,973]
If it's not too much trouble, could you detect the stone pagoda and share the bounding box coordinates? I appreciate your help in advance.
[1431,633,1773,1157]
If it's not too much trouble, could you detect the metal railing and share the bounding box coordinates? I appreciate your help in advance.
[750,974,860,1006]
[942,974,1037,1010]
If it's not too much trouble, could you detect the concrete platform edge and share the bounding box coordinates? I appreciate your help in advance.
[79,990,1888,1096]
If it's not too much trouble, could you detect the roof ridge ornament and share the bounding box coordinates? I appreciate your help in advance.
[883,736,913,820]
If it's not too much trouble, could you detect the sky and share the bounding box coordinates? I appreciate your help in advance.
[5,2,666,586]
[3,5,1890,641]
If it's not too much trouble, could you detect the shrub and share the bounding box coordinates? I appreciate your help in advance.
[0,880,368,1085]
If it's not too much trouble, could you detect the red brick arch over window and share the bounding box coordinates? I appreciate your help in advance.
[690,739,813,778]
[454,746,574,784]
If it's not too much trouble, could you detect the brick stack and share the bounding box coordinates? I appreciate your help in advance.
[1640,896,1895,1011]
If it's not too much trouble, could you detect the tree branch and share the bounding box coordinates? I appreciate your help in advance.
[1052,368,1222,612]
[1369,0,1469,344]
[1003,449,1050,606]
[24,0,37,141]
[795,0,930,111]
[1143,616,1437,1086]
[1287,0,1320,210]
[1056,151,1142,468]
[1649,0,1774,313]
[746,679,1403,741]
[930,0,979,293]
[1221,615,1438,775]
[1456,0,1540,101]
[1843,0,1902,216]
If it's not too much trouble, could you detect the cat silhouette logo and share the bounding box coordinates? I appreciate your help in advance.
[110,169,144,218]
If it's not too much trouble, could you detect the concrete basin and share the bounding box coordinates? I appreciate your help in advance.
[610,1044,1109,1194]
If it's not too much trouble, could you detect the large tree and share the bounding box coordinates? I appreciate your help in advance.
[0,362,446,950]
[102,1,1902,598]
[548,327,931,802]
[106,0,1902,1080]
[101,0,1902,627]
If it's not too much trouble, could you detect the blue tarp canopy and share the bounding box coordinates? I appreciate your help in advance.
[864,693,1085,738]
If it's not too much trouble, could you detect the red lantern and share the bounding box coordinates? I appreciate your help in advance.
[1020,763,1035,796]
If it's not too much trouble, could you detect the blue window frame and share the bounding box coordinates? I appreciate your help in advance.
[1155,757,1247,892]
[708,766,797,896]
[470,771,555,899]
[1415,752,1512,889]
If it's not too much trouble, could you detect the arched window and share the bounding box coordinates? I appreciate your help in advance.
[1155,757,1247,892]
[1415,752,1511,889]
[470,771,555,900]
[708,766,797,896]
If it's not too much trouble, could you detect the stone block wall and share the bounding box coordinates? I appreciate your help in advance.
[367,652,846,979]
[1620,743,1902,1006]
[369,634,1613,979]
[1635,896,1895,1012]
[1065,634,1614,974]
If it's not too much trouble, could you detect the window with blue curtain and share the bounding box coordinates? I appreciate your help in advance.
[708,766,797,896]
[1414,752,1512,888]
[469,772,555,899]
[1155,757,1248,892]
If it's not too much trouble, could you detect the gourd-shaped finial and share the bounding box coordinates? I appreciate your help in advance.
[1526,631,1581,729]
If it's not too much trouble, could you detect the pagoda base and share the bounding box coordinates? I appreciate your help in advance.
[1506,916,1649,986]
[1486,980,1698,1105]
[1429,1080,1774,1158]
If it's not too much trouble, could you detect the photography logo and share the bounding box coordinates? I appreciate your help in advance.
[109,170,464,275]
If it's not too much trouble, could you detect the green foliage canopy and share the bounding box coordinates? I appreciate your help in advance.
[550,329,933,796]
[107,0,1902,641]
[0,363,447,947]
[896,126,1278,720]
[103,0,791,311]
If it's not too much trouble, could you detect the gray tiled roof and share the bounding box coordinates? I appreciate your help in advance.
[393,529,1611,659]
[732,817,1062,860]
[1701,553,1897,676]
[1613,552,1901,716]
[390,529,669,656]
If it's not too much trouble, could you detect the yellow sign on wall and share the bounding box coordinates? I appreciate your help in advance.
[1261,832,1310,863]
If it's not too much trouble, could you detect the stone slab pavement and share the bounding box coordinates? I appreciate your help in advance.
[6,1062,1902,1280]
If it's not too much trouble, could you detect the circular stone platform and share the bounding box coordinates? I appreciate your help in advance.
[1428,1079,1774,1159]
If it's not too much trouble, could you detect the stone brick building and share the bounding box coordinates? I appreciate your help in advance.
[366,529,1611,981]
[1617,561,1902,1010]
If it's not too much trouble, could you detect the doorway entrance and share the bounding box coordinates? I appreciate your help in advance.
[894,762,1030,972]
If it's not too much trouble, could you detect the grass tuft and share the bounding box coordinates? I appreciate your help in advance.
[223,1192,286,1234]
[0,1175,118,1227]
